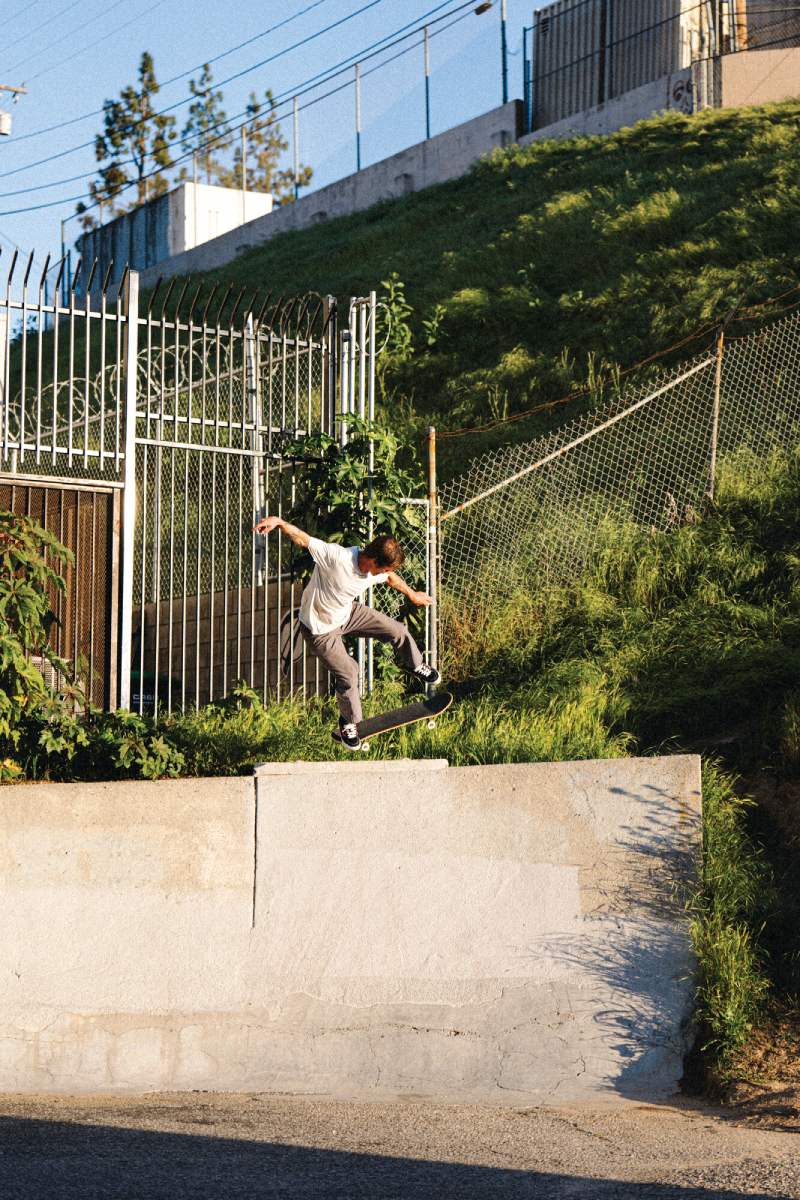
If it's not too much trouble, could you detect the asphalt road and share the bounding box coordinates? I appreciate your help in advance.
[0,1093,797,1199]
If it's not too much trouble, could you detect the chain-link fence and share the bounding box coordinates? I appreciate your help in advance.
[439,308,800,607]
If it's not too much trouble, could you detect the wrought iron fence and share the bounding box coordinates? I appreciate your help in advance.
[1,254,431,714]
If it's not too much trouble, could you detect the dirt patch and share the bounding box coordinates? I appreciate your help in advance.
[721,1009,800,1131]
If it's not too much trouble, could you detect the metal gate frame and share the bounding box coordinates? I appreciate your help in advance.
[1,255,432,714]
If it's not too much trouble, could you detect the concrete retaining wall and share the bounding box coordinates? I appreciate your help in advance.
[137,103,523,288]
[720,46,800,108]
[0,755,702,1100]
[522,69,695,147]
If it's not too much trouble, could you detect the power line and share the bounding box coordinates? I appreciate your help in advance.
[0,0,392,179]
[7,0,341,144]
[0,0,468,204]
[0,0,479,217]
[0,0,460,194]
[4,1,42,23]
[2,0,83,57]
[26,0,174,84]
[5,0,133,78]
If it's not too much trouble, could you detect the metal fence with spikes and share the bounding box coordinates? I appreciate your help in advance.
[1,252,431,713]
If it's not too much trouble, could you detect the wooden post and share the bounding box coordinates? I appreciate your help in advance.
[733,0,749,50]
[709,327,724,500]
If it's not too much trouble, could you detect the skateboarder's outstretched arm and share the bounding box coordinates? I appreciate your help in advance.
[253,515,310,548]
[386,571,432,608]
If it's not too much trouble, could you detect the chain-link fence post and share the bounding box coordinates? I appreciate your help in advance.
[709,327,725,500]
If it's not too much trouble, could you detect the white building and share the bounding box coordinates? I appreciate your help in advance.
[76,181,273,294]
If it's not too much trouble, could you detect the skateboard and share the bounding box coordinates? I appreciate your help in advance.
[332,691,453,751]
[279,612,305,677]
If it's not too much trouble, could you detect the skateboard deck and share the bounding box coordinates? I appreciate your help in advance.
[332,691,453,748]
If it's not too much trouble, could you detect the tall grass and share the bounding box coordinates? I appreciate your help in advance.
[688,764,772,1071]
[184,101,800,469]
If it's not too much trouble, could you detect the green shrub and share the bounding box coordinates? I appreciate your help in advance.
[0,513,80,781]
[688,764,772,1069]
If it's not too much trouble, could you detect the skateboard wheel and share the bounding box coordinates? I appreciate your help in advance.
[361,741,370,752]
[427,719,436,730]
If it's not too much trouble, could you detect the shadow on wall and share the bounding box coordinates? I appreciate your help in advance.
[0,1116,780,1200]
[522,779,702,1102]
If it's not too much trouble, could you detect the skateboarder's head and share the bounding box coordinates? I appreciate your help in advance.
[358,534,405,575]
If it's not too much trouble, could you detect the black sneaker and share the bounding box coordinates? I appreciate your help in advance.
[335,717,362,751]
[411,662,441,688]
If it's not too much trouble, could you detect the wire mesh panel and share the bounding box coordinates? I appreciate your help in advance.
[131,299,333,713]
[438,308,800,610]
[718,311,800,462]
[440,355,718,601]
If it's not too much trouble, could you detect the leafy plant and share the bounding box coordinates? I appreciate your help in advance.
[0,513,79,780]
[282,413,425,572]
[378,272,414,363]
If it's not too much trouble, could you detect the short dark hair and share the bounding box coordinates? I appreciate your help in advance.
[363,533,405,569]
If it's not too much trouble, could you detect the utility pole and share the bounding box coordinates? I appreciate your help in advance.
[354,62,362,172]
[241,125,248,225]
[0,83,28,137]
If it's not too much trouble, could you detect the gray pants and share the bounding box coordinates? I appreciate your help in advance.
[300,601,423,724]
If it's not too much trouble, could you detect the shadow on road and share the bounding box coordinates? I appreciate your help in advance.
[0,1114,784,1199]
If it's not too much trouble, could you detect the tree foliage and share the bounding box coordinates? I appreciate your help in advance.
[77,51,176,229]
[216,89,312,203]
[180,63,231,185]
[277,414,424,592]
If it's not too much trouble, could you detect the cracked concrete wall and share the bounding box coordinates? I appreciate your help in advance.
[0,755,701,1100]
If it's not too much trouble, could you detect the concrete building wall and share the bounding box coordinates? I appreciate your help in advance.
[0,754,702,1100]
[522,66,694,146]
[720,45,800,106]
[137,102,524,289]
[76,183,272,295]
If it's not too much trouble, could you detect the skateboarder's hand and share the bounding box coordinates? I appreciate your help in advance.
[409,591,433,607]
[254,515,281,535]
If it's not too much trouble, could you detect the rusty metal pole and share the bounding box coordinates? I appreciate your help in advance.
[709,327,725,500]
[733,0,749,49]
[428,426,439,675]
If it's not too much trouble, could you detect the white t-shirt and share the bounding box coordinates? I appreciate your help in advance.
[299,538,389,635]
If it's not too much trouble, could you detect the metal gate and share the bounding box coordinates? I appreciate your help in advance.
[1,253,427,714]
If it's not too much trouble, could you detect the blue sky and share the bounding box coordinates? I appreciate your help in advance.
[0,0,537,271]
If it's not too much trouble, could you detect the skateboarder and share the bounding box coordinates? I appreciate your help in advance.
[253,516,440,750]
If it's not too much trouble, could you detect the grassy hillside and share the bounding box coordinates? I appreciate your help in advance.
[191,101,800,468]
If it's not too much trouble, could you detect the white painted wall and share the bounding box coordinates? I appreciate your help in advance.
[0,755,702,1101]
[174,183,273,256]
